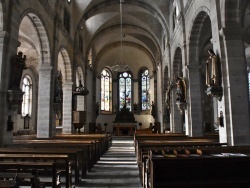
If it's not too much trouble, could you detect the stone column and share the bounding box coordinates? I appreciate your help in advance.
[220,26,250,145]
[186,64,203,137]
[62,81,73,134]
[37,66,53,138]
[0,31,10,146]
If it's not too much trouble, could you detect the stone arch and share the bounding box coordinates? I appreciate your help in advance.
[57,47,73,134]
[16,11,51,137]
[19,10,51,66]
[58,47,72,82]
[188,8,210,63]
[187,9,212,137]
[171,47,184,133]
[173,47,182,77]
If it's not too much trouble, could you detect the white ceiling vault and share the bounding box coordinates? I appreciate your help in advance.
[75,0,169,75]
[17,0,171,77]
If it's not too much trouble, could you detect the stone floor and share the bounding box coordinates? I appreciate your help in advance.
[75,136,142,188]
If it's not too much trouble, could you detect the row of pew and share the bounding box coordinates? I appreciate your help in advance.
[0,133,112,188]
[134,131,250,188]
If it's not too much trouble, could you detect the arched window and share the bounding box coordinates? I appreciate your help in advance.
[173,1,180,30]
[141,69,150,111]
[101,69,112,113]
[119,72,132,111]
[22,75,32,117]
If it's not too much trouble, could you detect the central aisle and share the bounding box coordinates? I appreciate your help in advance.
[77,136,142,188]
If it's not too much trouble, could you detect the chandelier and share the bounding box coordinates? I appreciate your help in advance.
[109,0,129,72]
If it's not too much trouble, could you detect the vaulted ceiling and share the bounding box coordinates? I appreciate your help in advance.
[18,0,171,76]
[75,0,170,74]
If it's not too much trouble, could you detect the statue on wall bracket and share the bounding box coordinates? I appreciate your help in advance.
[53,70,63,125]
[165,80,173,113]
[174,75,186,115]
[205,49,223,101]
[7,51,27,111]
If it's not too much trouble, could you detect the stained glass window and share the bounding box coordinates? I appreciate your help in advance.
[119,72,132,111]
[141,69,150,111]
[22,75,32,117]
[101,69,112,112]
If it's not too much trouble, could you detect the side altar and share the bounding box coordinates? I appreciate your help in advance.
[113,105,137,136]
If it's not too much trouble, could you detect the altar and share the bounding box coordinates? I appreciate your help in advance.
[113,105,137,136]
[113,123,136,136]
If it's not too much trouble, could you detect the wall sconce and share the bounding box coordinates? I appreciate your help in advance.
[206,86,223,101]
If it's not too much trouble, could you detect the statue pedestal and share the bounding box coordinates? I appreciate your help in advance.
[206,86,223,101]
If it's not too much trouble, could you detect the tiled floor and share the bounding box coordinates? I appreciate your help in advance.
[76,136,142,188]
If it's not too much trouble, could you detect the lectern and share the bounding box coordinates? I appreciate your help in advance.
[73,111,86,133]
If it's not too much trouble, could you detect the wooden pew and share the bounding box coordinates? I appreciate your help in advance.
[0,154,71,188]
[134,136,226,187]
[147,149,250,188]
[136,139,226,167]
[0,161,59,188]
[0,147,84,184]
[0,180,16,188]
[7,134,112,186]
[15,133,112,157]
[134,133,187,148]
[11,139,96,171]
[0,172,36,188]
[54,133,111,159]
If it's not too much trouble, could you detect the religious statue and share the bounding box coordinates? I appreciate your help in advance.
[11,51,27,90]
[151,101,156,119]
[7,115,14,132]
[206,49,218,87]
[54,70,63,103]
[165,80,173,110]
[174,75,186,102]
